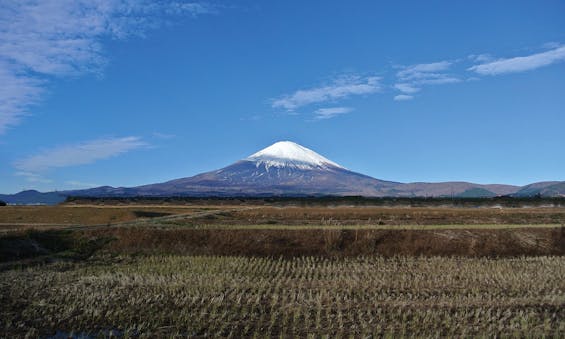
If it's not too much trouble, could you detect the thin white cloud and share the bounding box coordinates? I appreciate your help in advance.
[393,95,414,101]
[167,2,217,16]
[468,54,494,63]
[14,136,147,173]
[0,62,43,134]
[313,107,353,120]
[272,75,381,111]
[0,0,213,134]
[393,60,461,101]
[394,83,420,94]
[417,77,460,85]
[397,61,452,80]
[396,61,460,85]
[469,45,565,75]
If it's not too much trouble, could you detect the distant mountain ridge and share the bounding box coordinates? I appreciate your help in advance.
[2,141,564,204]
[513,181,565,197]
[0,190,66,205]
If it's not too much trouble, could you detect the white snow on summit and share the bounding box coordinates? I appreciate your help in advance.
[245,141,344,170]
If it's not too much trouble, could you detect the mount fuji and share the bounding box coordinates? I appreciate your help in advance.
[76,141,400,197]
[65,141,523,198]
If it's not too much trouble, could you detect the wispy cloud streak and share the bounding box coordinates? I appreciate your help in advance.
[0,62,43,134]
[394,83,420,94]
[272,75,381,111]
[469,45,565,75]
[393,60,460,100]
[313,107,353,120]
[397,61,452,80]
[396,61,460,85]
[0,0,213,134]
[14,136,147,173]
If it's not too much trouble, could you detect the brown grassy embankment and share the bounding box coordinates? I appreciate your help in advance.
[87,226,565,258]
[1,204,564,260]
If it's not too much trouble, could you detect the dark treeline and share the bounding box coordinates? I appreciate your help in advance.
[65,195,565,207]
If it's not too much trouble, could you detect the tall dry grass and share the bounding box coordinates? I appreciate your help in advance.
[1,255,563,337]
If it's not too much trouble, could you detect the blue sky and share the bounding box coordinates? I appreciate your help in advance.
[1,0,565,194]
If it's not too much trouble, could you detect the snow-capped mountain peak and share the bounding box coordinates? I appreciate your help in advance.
[245,141,344,170]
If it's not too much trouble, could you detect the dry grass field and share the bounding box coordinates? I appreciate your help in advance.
[188,206,565,226]
[1,255,563,337]
[1,202,564,337]
[0,205,228,232]
[2,204,564,230]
